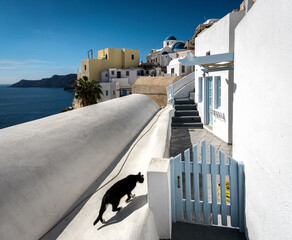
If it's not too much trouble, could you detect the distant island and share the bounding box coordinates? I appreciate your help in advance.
[10,74,77,91]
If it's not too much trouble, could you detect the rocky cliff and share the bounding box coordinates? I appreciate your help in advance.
[10,74,77,91]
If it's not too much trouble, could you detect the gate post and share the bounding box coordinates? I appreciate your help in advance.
[147,158,172,239]
[238,162,246,233]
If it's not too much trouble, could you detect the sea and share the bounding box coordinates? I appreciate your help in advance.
[0,84,75,130]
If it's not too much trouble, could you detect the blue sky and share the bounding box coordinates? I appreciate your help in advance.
[0,0,243,84]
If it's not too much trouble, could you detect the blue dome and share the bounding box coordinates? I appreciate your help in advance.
[165,35,176,41]
[161,51,169,55]
[173,42,186,50]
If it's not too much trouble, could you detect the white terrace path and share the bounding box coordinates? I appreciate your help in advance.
[170,128,232,161]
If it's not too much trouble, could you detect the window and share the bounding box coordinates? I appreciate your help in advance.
[105,54,108,59]
[171,68,174,74]
[199,77,203,102]
[206,51,211,56]
[126,71,129,76]
[122,90,127,96]
[84,65,87,71]
[131,54,134,60]
[113,90,115,95]
[146,70,149,74]
[182,65,185,73]
[215,76,221,108]
[111,71,114,75]
[117,71,121,78]
[106,90,109,96]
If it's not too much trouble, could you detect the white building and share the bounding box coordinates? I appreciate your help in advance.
[177,1,292,239]
[233,0,292,239]
[147,35,194,71]
[100,67,162,100]
[193,11,244,143]
[167,57,195,77]
[100,81,120,101]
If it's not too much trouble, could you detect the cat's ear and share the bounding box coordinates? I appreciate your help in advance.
[138,172,141,176]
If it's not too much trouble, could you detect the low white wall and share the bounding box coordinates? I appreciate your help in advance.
[0,94,160,240]
[233,0,292,239]
[44,105,174,240]
[147,158,171,239]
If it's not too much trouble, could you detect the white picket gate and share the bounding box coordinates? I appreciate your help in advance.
[170,140,245,232]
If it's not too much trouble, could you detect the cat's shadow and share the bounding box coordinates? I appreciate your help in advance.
[97,194,147,230]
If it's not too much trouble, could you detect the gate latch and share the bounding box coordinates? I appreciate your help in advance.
[177,176,181,188]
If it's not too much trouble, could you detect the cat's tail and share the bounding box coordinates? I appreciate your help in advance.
[93,196,108,225]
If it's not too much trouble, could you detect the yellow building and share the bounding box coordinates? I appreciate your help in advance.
[77,48,140,81]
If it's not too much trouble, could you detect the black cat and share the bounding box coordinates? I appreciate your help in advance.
[93,172,144,225]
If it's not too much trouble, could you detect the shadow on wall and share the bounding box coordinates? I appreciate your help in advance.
[97,195,147,231]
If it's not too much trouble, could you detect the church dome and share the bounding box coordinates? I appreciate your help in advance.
[165,35,176,41]
[173,42,186,50]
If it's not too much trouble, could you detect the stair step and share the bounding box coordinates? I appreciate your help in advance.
[172,116,201,123]
[174,104,197,110]
[175,110,199,116]
[171,122,203,128]
[174,98,194,104]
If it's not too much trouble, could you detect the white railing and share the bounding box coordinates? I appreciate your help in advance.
[166,72,195,103]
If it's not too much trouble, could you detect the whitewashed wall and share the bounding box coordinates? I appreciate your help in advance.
[0,94,159,240]
[100,81,119,101]
[161,52,177,67]
[163,40,176,48]
[233,0,292,239]
[167,59,193,77]
[195,11,244,143]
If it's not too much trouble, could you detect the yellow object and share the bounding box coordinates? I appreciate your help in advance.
[218,181,230,204]
[77,48,140,81]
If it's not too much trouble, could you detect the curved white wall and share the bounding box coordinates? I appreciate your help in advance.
[0,94,159,240]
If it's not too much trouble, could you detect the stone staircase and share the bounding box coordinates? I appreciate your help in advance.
[172,97,203,128]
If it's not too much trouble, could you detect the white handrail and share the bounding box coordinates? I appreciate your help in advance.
[167,72,195,103]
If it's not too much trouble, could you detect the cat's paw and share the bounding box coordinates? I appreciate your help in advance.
[125,197,134,203]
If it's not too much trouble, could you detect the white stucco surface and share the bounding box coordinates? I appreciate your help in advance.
[42,104,174,239]
[147,158,172,239]
[233,0,292,239]
[195,11,244,143]
[0,94,161,240]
